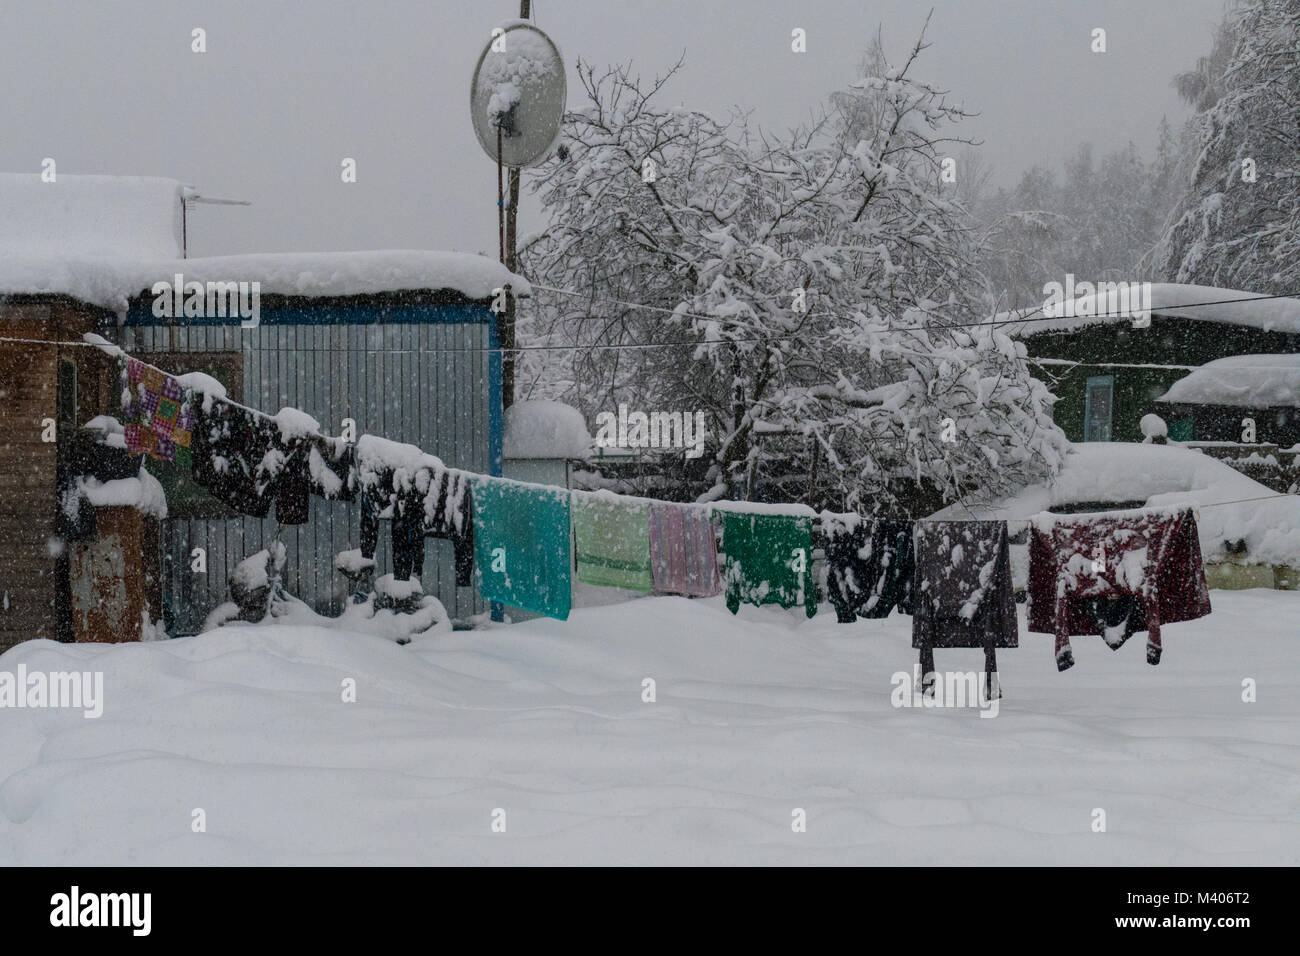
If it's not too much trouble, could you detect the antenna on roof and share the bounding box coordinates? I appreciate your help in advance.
[179,186,252,257]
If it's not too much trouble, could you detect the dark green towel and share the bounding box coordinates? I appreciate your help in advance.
[472,478,572,620]
[721,511,817,617]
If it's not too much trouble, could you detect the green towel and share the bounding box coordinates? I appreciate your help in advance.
[472,478,572,620]
[573,493,653,592]
[722,511,817,617]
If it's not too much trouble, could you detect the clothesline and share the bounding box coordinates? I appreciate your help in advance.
[64,334,1300,525]
[1,332,783,354]
[99,338,1235,673]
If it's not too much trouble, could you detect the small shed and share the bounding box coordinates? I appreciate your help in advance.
[502,399,591,488]
[1154,354,1300,447]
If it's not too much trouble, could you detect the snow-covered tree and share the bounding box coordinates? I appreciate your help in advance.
[521,22,1066,512]
[1157,0,1300,292]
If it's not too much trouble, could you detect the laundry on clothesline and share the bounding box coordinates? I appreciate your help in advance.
[472,477,572,620]
[100,347,1230,663]
[120,358,195,465]
[1027,505,1211,670]
[186,395,322,525]
[911,520,1016,698]
[822,513,914,623]
[190,396,276,519]
[257,411,321,526]
[356,436,474,587]
[307,434,357,502]
[722,511,817,617]
[648,500,721,597]
[572,492,653,593]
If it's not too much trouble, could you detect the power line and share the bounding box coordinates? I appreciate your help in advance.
[529,282,1300,334]
[3,290,1297,356]
[1030,357,1300,372]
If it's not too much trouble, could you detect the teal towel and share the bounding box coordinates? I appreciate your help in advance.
[472,478,572,620]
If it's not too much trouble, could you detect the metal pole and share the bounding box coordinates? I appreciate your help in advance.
[497,125,505,264]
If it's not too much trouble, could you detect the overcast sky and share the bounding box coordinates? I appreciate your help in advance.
[0,0,1229,260]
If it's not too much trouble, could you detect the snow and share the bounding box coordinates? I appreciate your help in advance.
[333,549,375,576]
[487,82,521,123]
[230,550,273,593]
[932,442,1300,566]
[374,574,423,601]
[308,445,344,499]
[1139,413,1167,441]
[503,400,591,459]
[1156,354,1300,408]
[77,467,167,519]
[710,500,819,517]
[0,250,528,318]
[80,332,123,359]
[272,407,322,441]
[357,434,445,478]
[173,372,226,401]
[0,589,1296,864]
[0,173,185,259]
[1008,283,1300,337]
[80,415,127,450]
[482,22,562,98]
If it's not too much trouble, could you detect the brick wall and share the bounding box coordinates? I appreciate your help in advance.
[0,303,60,649]
[0,300,113,651]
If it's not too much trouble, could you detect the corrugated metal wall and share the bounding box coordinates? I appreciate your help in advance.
[122,309,497,634]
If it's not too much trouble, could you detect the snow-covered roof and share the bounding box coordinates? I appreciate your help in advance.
[929,442,1300,566]
[1006,283,1300,338]
[1156,354,1300,408]
[0,250,529,317]
[0,173,186,259]
[504,400,591,459]
[0,171,529,313]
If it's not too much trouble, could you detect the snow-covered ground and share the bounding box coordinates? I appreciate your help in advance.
[1,590,1296,865]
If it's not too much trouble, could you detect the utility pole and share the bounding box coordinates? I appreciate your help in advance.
[500,0,531,410]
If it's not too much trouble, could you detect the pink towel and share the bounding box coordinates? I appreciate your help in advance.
[648,501,721,597]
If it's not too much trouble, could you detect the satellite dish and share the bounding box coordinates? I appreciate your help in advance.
[470,21,566,168]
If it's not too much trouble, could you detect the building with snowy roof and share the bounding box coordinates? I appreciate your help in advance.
[1007,283,1300,444]
[0,172,525,644]
[1152,353,1300,458]
[502,399,591,488]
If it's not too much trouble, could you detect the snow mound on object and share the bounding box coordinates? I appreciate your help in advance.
[357,434,446,477]
[0,173,185,258]
[504,400,591,459]
[1140,414,1167,441]
[374,574,423,601]
[78,466,167,519]
[0,250,528,317]
[174,372,226,400]
[931,442,1300,566]
[333,549,375,576]
[1007,283,1300,337]
[230,548,277,593]
[481,21,562,99]
[1156,354,1300,408]
[272,407,321,440]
